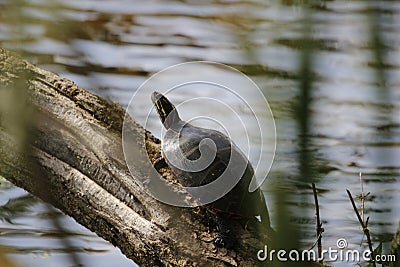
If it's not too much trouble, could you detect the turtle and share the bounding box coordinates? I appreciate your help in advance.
[151,91,272,249]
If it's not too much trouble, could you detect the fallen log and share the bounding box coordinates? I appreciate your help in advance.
[0,48,269,266]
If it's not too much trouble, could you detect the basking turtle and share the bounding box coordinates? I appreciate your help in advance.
[151,91,272,249]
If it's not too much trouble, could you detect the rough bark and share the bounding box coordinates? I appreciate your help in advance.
[0,48,269,267]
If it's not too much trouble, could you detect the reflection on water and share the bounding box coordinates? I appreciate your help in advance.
[0,178,132,267]
[1,0,400,266]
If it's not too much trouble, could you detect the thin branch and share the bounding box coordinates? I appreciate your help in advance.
[308,231,323,251]
[346,189,375,267]
[312,183,323,262]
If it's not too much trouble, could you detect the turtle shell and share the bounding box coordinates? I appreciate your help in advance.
[162,122,266,219]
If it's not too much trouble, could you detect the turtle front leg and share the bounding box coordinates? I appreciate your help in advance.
[213,213,236,249]
[153,157,168,172]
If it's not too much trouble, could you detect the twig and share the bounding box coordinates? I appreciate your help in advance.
[346,189,375,267]
[359,170,365,222]
[312,183,323,262]
[308,231,323,251]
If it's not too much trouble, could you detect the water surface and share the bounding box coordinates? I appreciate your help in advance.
[0,0,399,266]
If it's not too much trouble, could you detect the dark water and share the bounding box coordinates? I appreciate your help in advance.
[1,0,400,266]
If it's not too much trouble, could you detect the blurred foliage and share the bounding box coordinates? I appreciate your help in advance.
[0,247,20,267]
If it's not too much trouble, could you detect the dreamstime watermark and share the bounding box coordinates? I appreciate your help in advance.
[257,238,396,263]
[122,61,276,207]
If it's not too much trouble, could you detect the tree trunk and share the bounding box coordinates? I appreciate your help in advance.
[0,48,269,267]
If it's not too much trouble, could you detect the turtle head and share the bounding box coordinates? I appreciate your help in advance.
[151,91,181,129]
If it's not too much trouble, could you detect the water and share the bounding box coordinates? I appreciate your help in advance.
[1,0,399,266]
